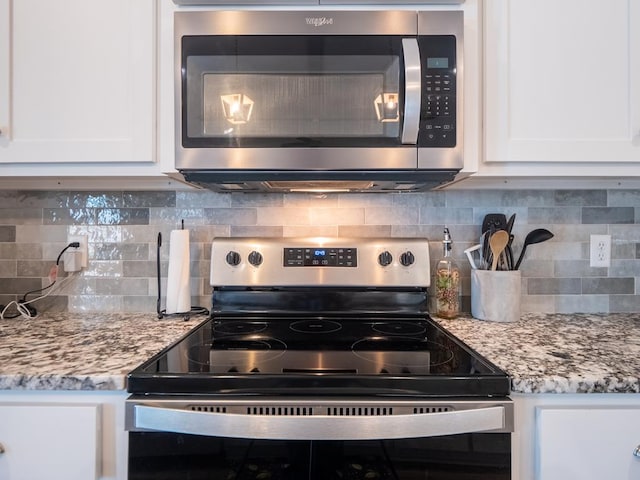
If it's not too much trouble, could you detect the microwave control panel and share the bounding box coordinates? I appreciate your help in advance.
[418,35,457,148]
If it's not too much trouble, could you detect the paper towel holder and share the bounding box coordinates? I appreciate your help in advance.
[156,230,209,320]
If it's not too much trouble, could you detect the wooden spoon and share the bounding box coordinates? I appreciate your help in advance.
[489,230,509,271]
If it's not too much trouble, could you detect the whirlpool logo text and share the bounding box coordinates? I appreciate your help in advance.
[306,17,334,27]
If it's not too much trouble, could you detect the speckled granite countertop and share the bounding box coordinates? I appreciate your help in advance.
[0,313,200,391]
[1,312,638,393]
[436,313,640,394]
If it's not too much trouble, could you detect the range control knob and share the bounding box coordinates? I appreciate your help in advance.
[248,250,263,266]
[378,251,393,267]
[400,251,415,266]
[225,251,241,266]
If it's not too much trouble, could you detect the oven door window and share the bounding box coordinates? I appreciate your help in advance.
[129,432,510,479]
[182,36,407,148]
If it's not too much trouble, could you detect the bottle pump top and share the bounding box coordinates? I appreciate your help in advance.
[443,227,452,252]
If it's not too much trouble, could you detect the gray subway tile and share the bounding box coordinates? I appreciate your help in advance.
[97,208,149,225]
[17,191,69,208]
[205,208,257,225]
[123,295,157,313]
[96,278,148,295]
[365,206,418,225]
[311,208,364,226]
[43,208,96,225]
[91,243,149,261]
[16,260,52,277]
[582,277,634,295]
[123,260,157,277]
[608,259,640,278]
[124,191,176,208]
[68,295,122,313]
[0,244,17,259]
[285,225,338,237]
[555,190,607,206]
[0,226,16,242]
[0,277,41,294]
[502,190,556,207]
[520,294,555,313]
[0,261,16,278]
[528,207,581,225]
[553,260,606,277]
[177,191,231,208]
[230,226,283,237]
[636,243,640,259]
[70,192,123,208]
[608,190,640,207]
[528,278,581,295]
[0,208,42,225]
[338,225,392,237]
[555,295,608,313]
[284,193,340,208]
[229,193,281,207]
[609,295,640,313]
[582,207,634,224]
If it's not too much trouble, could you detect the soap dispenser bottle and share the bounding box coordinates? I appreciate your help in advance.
[434,227,461,319]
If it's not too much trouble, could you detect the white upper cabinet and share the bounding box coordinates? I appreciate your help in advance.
[0,0,155,165]
[482,0,640,177]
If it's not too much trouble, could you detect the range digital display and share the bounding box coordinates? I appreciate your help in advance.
[284,247,357,267]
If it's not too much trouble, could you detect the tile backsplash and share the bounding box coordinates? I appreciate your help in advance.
[0,189,638,315]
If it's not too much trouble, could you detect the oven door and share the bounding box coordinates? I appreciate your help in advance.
[127,397,512,479]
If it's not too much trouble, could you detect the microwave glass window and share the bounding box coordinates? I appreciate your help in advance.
[187,55,401,140]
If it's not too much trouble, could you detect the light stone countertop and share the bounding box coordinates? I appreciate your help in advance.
[436,313,640,394]
[0,313,200,390]
[1,312,638,393]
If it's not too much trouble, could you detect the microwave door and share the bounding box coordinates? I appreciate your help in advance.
[401,38,421,145]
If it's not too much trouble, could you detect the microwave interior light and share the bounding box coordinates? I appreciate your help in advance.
[220,93,254,125]
[374,93,399,123]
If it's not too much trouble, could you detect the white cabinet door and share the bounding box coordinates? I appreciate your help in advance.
[484,0,640,166]
[0,403,101,480]
[537,407,640,480]
[0,0,155,164]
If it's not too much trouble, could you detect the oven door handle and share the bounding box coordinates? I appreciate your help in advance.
[132,404,506,440]
[401,38,421,145]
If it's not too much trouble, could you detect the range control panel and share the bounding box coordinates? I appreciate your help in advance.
[284,247,357,267]
[210,237,430,288]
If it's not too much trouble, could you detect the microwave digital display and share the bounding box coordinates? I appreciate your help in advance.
[427,57,449,69]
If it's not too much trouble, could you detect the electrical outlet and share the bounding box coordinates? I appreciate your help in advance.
[67,234,88,269]
[590,234,611,268]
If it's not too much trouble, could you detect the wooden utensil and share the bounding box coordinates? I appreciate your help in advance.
[489,230,509,271]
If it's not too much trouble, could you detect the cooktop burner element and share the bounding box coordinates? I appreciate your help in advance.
[213,320,268,335]
[127,238,510,398]
[372,321,427,336]
[290,319,342,334]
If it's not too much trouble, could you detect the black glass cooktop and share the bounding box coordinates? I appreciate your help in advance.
[127,317,510,397]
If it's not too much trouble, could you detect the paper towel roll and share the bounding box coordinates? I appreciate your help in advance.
[165,229,191,314]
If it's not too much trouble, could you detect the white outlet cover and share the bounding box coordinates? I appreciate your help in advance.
[589,234,611,268]
[67,234,88,268]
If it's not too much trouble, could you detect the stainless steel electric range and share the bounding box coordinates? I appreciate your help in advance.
[126,238,513,480]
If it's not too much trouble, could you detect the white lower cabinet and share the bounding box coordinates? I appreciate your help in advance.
[537,407,640,480]
[513,393,640,480]
[0,391,128,480]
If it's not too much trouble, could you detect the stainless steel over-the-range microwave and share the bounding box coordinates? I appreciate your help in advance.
[174,10,463,193]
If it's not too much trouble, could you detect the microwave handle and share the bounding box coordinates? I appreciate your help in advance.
[401,38,421,144]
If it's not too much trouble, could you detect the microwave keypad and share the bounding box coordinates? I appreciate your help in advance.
[418,36,457,148]
[422,75,456,147]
